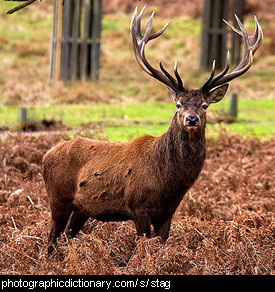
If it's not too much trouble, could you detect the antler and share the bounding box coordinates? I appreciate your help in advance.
[200,14,263,94]
[130,6,186,92]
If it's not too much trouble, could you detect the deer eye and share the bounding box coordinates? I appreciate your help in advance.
[176,102,181,109]
[202,104,208,110]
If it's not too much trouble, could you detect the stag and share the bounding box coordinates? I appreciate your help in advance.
[43,6,263,254]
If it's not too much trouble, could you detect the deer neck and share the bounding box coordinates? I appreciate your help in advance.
[155,115,206,187]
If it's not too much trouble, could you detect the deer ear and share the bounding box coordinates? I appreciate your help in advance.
[168,86,177,103]
[208,83,229,104]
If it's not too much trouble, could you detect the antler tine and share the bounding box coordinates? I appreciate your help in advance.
[149,20,170,41]
[214,49,253,88]
[210,51,230,82]
[130,6,185,92]
[143,11,155,42]
[174,61,184,90]
[251,15,263,52]
[136,6,146,40]
[201,15,263,93]
[130,7,151,75]
[232,15,253,70]
[224,14,262,54]
[200,60,216,92]
[130,7,138,34]
[159,60,178,88]
[201,51,230,92]
[223,18,242,37]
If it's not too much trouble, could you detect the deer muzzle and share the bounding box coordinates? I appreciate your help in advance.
[183,115,201,140]
[184,114,201,128]
[186,115,199,126]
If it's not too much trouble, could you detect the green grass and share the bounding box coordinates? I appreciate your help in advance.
[1,99,274,141]
[0,103,173,129]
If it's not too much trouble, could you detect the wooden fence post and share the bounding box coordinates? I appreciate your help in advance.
[200,0,229,70]
[18,107,27,123]
[200,0,244,70]
[228,92,238,117]
[50,0,102,82]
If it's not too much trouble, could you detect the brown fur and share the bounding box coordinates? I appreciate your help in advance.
[43,87,229,255]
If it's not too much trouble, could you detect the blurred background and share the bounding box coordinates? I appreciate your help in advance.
[0,0,274,141]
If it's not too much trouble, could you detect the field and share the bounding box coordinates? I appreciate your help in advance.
[0,0,274,275]
[0,133,274,275]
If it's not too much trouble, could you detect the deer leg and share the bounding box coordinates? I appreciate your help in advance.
[64,211,89,238]
[153,217,171,243]
[133,209,151,238]
[48,201,73,256]
[48,212,70,255]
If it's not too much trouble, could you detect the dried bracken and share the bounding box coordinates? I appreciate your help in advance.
[0,133,274,274]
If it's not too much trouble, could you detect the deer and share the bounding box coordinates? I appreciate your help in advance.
[43,6,263,255]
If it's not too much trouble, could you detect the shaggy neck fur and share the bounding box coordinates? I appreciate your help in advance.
[154,113,206,194]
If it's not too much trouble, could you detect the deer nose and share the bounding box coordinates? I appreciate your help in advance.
[186,115,199,126]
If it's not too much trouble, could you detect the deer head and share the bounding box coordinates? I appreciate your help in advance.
[130,6,263,139]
